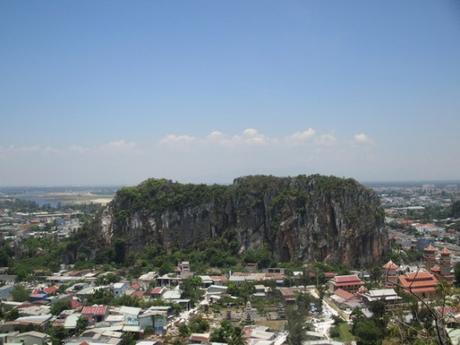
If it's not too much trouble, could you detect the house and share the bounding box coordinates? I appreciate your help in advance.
[0,332,19,345]
[189,333,210,344]
[198,276,214,288]
[14,314,53,328]
[360,288,402,309]
[149,287,165,299]
[138,310,168,334]
[0,285,14,301]
[81,305,108,323]
[207,285,227,296]
[399,271,439,298]
[112,282,129,296]
[64,334,122,345]
[156,274,180,287]
[0,275,17,285]
[162,286,182,301]
[245,263,258,273]
[8,331,50,345]
[105,314,124,325]
[43,286,59,296]
[118,306,141,326]
[138,272,157,290]
[177,261,193,279]
[244,326,276,345]
[30,292,49,302]
[63,313,82,330]
[70,297,82,310]
[329,275,364,293]
[209,276,227,286]
[330,289,361,309]
[253,285,266,297]
[278,288,296,303]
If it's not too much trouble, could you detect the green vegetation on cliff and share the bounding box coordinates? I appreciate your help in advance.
[104,174,386,268]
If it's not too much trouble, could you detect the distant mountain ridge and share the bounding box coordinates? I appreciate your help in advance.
[95,174,388,267]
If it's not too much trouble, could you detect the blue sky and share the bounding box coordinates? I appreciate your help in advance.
[1,0,459,185]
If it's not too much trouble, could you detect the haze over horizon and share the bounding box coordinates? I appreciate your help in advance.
[1,1,459,186]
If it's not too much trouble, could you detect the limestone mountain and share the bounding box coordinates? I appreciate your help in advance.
[95,174,387,267]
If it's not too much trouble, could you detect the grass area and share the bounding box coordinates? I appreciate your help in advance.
[255,320,287,331]
[335,322,355,342]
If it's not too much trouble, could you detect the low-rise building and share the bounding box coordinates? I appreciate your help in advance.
[329,274,364,293]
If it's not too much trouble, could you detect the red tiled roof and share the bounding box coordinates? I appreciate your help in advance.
[333,275,364,286]
[70,299,82,309]
[279,287,295,298]
[265,272,285,280]
[324,272,336,279]
[436,306,458,316]
[424,244,437,252]
[189,334,210,342]
[150,287,164,295]
[441,247,451,255]
[399,271,438,291]
[131,291,144,298]
[383,260,399,270]
[44,286,58,295]
[81,305,107,316]
[210,275,228,283]
[334,288,354,301]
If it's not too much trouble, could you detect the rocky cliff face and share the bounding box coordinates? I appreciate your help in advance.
[97,175,387,267]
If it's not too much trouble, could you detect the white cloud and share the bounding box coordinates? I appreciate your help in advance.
[315,133,337,146]
[0,131,394,186]
[353,133,374,145]
[241,128,268,145]
[287,128,316,143]
[103,140,137,149]
[161,128,269,147]
[159,134,197,145]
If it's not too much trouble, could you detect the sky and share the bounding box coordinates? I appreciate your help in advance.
[1,0,459,186]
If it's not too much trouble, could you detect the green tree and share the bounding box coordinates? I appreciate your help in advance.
[353,319,383,345]
[120,333,136,345]
[5,308,19,321]
[451,200,460,218]
[76,316,89,333]
[454,262,460,287]
[51,300,71,315]
[227,282,255,301]
[178,323,190,337]
[87,289,114,305]
[181,276,204,306]
[11,284,29,302]
[211,321,245,345]
[49,326,68,345]
[286,307,307,345]
[188,315,210,333]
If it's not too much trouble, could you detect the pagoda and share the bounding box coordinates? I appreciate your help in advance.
[382,260,399,288]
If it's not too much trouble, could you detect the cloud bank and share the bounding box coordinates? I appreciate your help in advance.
[2,128,453,186]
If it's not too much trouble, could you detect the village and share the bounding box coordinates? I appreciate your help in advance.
[1,182,460,345]
[0,246,459,345]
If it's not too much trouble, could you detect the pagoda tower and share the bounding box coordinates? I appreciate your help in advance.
[439,247,454,284]
[382,260,399,288]
[424,244,437,271]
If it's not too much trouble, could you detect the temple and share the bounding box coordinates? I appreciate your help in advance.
[399,271,439,298]
[424,245,454,285]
